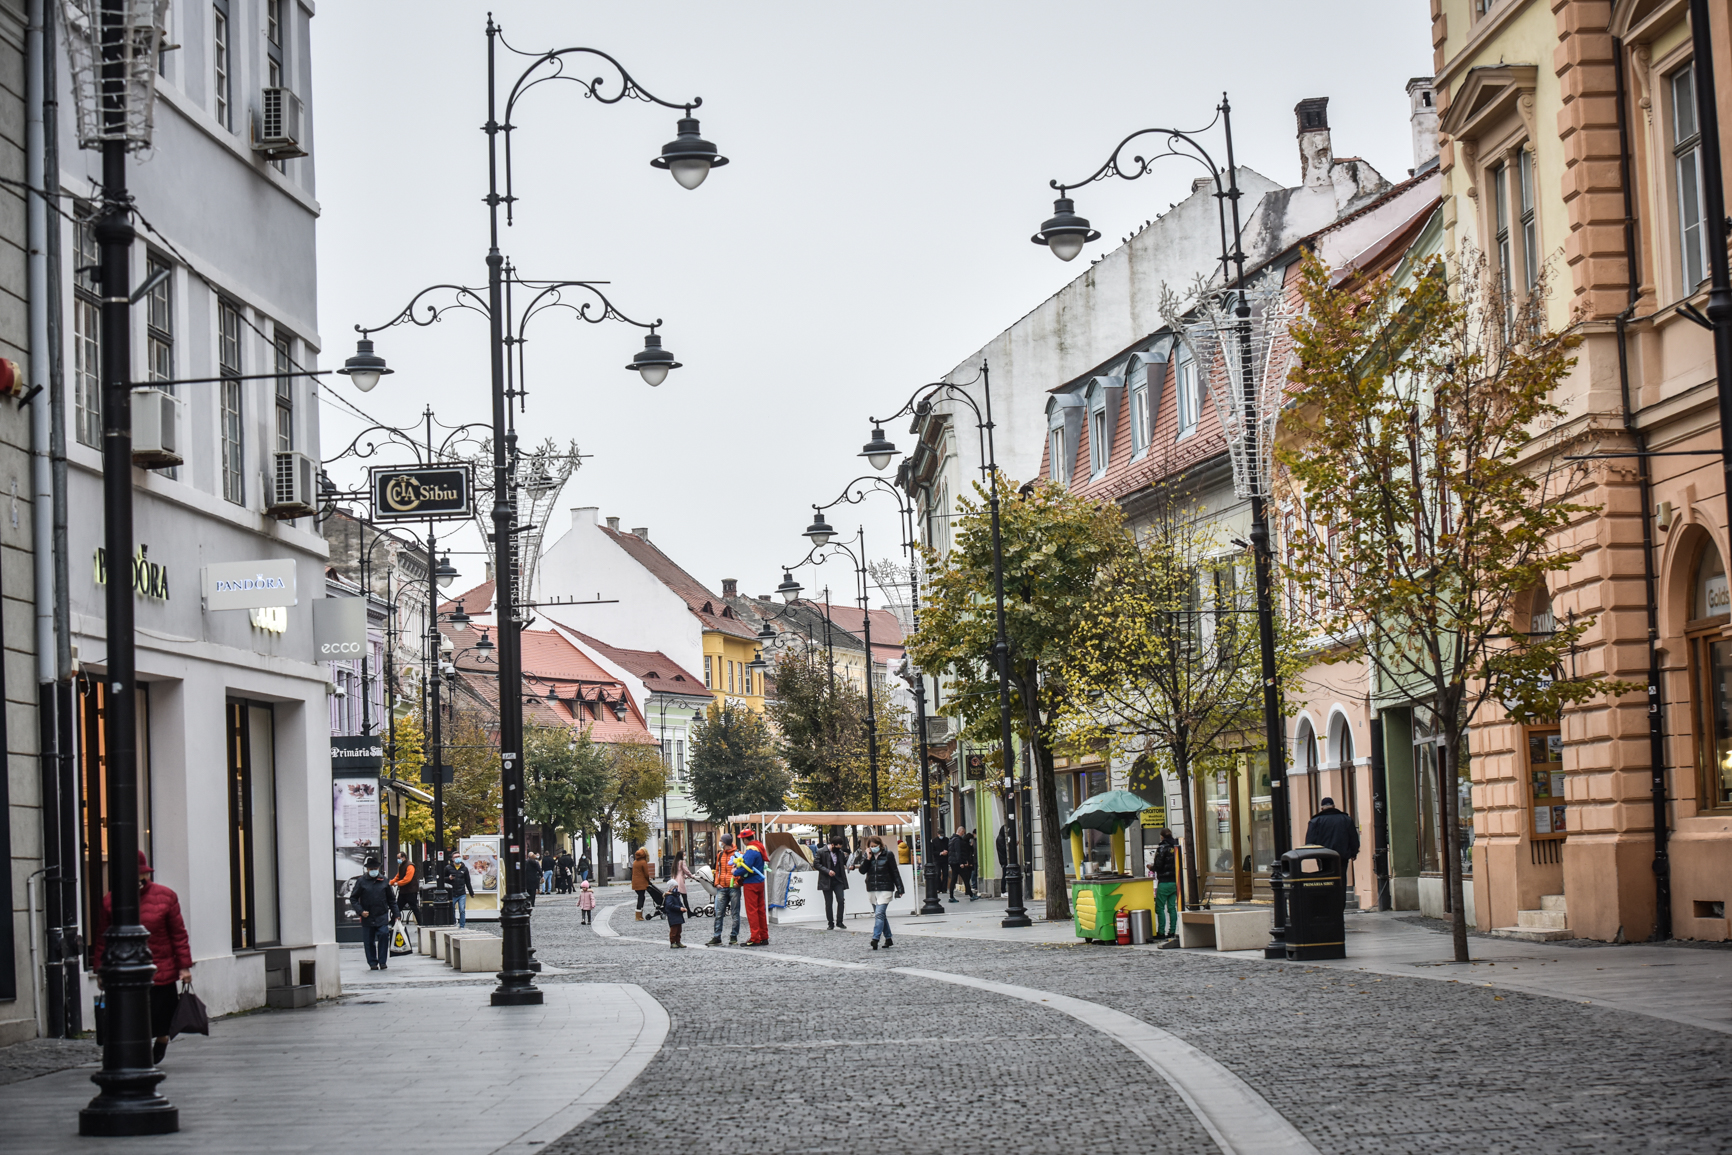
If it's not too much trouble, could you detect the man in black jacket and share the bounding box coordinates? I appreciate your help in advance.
[947,826,977,902]
[351,856,397,970]
[815,836,851,930]
[440,854,476,928]
[1150,829,1179,938]
[1305,797,1361,907]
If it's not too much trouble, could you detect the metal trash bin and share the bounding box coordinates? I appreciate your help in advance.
[1127,909,1154,945]
[1282,845,1345,960]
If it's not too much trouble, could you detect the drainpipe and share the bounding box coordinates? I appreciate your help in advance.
[1613,36,1671,941]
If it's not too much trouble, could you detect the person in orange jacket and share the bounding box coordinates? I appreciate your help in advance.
[389,851,418,922]
[706,834,741,945]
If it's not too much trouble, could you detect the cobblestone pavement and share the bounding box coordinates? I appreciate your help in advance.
[528,890,1732,1155]
[0,1038,99,1087]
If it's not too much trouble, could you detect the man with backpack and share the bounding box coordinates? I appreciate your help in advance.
[1151,829,1180,939]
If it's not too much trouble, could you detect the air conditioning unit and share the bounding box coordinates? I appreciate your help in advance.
[268,450,317,519]
[130,389,183,468]
[253,87,307,160]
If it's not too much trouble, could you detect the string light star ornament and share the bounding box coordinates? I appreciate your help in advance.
[60,0,172,153]
[1160,274,1302,500]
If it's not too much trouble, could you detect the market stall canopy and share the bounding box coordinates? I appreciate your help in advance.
[1062,790,1154,834]
[727,811,916,827]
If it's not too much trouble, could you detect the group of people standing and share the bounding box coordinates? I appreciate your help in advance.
[522,849,582,896]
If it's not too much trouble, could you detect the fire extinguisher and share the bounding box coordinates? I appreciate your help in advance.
[1115,907,1131,945]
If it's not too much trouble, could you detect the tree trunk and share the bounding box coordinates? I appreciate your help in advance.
[1030,730,1070,921]
[1442,726,1470,962]
[599,821,614,885]
[1174,735,1202,909]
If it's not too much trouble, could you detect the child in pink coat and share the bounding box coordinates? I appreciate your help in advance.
[578,879,596,925]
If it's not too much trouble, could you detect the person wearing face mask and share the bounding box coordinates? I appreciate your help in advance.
[92,852,193,1065]
[389,851,418,923]
[351,855,397,970]
[855,835,905,949]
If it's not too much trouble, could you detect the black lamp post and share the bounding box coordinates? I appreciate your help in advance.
[810,475,944,914]
[793,528,882,811]
[348,18,718,1006]
[866,367,1031,928]
[1031,94,1293,957]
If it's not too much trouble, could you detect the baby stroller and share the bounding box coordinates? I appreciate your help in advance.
[684,866,717,919]
[554,862,573,894]
[642,880,665,919]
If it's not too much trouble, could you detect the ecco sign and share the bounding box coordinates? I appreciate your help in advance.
[370,466,472,522]
[314,597,368,657]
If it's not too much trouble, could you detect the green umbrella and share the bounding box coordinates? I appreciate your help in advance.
[1062,789,1156,835]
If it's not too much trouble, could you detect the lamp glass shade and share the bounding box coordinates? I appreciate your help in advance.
[338,338,392,393]
[804,518,834,546]
[348,369,381,392]
[867,451,893,470]
[1048,233,1086,262]
[637,362,670,388]
[777,571,802,603]
[860,426,897,471]
[669,157,711,190]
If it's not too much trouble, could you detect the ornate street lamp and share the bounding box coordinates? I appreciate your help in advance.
[860,426,897,471]
[650,110,729,190]
[1030,197,1100,262]
[337,337,392,392]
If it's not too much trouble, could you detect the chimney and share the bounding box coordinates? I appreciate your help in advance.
[721,578,738,597]
[573,506,599,529]
[605,516,620,531]
[1407,77,1439,171]
[1295,97,1332,188]
[631,527,649,541]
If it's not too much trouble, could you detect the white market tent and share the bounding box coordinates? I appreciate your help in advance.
[727,810,916,827]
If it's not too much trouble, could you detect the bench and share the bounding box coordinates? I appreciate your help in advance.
[1178,908,1271,951]
[449,934,502,973]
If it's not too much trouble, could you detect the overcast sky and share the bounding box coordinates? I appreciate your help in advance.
[311,1,1432,606]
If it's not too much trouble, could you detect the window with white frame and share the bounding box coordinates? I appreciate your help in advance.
[212,0,231,130]
[73,211,101,448]
[1175,348,1199,433]
[1671,62,1707,295]
[266,0,284,85]
[1518,148,1538,294]
[219,301,244,504]
[1492,160,1513,307]
[146,257,174,388]
[1128,356,1149,455]
[1088,388,1109,476]
[273,330,294,452]
[1049,426,1069,483]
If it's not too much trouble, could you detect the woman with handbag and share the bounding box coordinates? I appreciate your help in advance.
[92,851,193,1064]
[854,836,906,950]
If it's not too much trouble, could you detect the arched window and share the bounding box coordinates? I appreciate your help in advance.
[1689,542,1732,812]
[1529,584,1556,635]
[1297,720,1320,816]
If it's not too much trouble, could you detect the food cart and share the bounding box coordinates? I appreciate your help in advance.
[1063,790,1156,942]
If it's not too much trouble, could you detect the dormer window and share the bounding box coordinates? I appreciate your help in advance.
[1050,426,1069,483]
[1087,384,1109,476]
[1128,358,1149,456]
[1176,347,1200,434]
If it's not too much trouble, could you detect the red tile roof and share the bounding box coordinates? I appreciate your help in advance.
[599,526,760,640]
[809,602,906,649]
[440,580,495,618]
[560,629,711,697]
[452,669,654,744]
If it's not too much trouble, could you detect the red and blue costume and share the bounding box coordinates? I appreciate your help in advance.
[733,830,770,945]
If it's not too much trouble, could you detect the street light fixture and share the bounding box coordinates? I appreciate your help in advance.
[650,111,730,190]
[434,553,459,589]
[803,513,835,546]
[626,329,681,387]
[777,571,803,602]
[1030,196,1101,262]
[448,601,471,627]
[474,628,494,652]
[861,426,897,471]
[337,337,393,392]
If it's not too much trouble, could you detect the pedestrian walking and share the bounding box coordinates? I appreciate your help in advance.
[935,828,950,892]
[522,851,541,907]
[631,847,655,920]
[350,855,397,972]
[706,833,742,945]
[733,828,770,946]
[856,835,905,949]
[389,851,418,923]
[542,852,555,895]
[1305,797,1362,906]
[92,852,193,1065]
[815,835,851,929]
[577,849,593,883]
[664,880,690,947]
[1151,829,1180,939]
[579,879,597,924]
[948,825,978,901]
[441,853,475,928]
[558,850,576,893]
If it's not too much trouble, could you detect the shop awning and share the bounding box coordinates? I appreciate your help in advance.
[727,810,916,827]
[1062,790,1154,834]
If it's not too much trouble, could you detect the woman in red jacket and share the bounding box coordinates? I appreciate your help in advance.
[93,852,193,1064]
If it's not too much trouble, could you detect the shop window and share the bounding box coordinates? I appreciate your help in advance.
[78,681,152,966]
[1526,726,1565,838]
[227,701,280,949]
[1689,543,1732,811]
[1413,704,1472,878]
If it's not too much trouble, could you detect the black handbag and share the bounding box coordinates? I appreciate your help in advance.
[167,981,209,1039]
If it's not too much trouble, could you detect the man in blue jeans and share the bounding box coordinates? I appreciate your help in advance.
[350,856,397,970]
[441,854,474,929]
[706,833,741,945]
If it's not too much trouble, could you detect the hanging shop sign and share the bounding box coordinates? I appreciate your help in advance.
[314,596,368,658]
[1139,805,1167,829]
[370,465,473,522]
[965,752,990,781]
[94,545,170,601]
[331,735,385,773]
[202,558,297,611]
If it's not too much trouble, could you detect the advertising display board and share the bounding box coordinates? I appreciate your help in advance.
[458,835,502,921]
[333,778,381,941]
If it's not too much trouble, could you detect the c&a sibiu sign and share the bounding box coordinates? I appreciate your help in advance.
[369,466,473,522]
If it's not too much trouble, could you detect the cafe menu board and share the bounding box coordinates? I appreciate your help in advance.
[1528,729,1565,837]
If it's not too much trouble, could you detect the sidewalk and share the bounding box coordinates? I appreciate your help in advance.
[0,971,665,1154]
[823,897,1732,1034]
